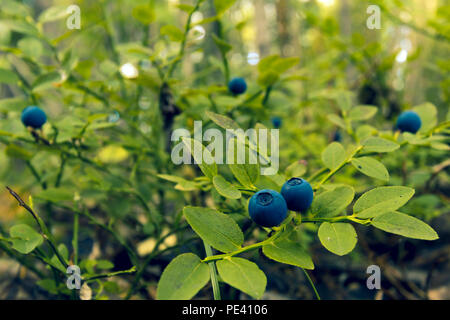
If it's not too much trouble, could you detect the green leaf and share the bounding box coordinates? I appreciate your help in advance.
[372,212,438,240]
[321,142,346,170]
[49,243,69,272]
[214,0,238,15]
[263,238,314,269]
[311,186,354,218]
[272,57,300,74]
[157,174,198,191]
[0,68,18,84]
[38,5,70,22]
[160,25,184,42]
[213,175,242,199]
[348,105,378,121]
[181,137,218,180]
[35,188,74,202]
[0,20,38,36]
[318,222,357,256]
[212,34,232,54]
[5,144,33,160]
[226,138,259,188]
[351,157,389,181]
[216,257,266,299]
[9,224,43,254]
[183,206,244,253]
[32,72,61,92]
[257,55,299,75]
[97,260,114,270]
[362,137,400,153]
[327,114,347,129]
[157,253,210,300]
[206,111,240,130]
[132,4,155,25]
[18,37,44,57]
[285,160,306,178]
[354,186,415,218]
[0,97,26,112]
[176,4,195,13]
[1,0,30,17]
[413,102,437,133]
[257,71,279,87]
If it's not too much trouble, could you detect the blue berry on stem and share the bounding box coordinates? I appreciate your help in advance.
[248,189,288,228]
[271,116,282,129]
[21,106,47,129]
[396,111,421,134]
[281,177,314,213]
[228,77,247,95]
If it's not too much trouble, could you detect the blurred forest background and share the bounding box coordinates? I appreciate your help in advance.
[0,0,449,300]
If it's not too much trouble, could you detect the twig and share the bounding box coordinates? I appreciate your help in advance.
[84,266,137,282]
[6,186,68,270]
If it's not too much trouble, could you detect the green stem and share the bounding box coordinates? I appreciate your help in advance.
[313,145,363,191]
[204,242,221,300]
[302,215,371,225]
[308,167,328,182]
[202,228,284,263]
[84,266,136,282]
[302,268,321,300]
[262,86,273,106]
[72,209,79,265]
[54,154,66,188]
[26,161,46,189]
[166,0,203,79]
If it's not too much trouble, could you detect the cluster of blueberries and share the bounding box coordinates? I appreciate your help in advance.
[249,177,314,228]
[227,77,422,228]
[19,79,423,229]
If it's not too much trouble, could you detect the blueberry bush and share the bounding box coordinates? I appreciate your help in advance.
[0,0,449,300]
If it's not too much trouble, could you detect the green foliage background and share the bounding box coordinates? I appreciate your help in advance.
[0,0,448,300]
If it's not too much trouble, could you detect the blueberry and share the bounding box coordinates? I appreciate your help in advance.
[248,189,288,228]
[333,131,341,142]
[228,77,247,95]
[281,178,314,212]
[21,106,47,129]
[396,111,421,134]
[271,116,282,129]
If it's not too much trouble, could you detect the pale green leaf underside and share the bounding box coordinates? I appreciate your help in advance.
[212,175,242,199]
[263,239,314,269]
[362,137,400,153]
[321,142,346,170]
[183,206,244,253]
[217,257,267,299]
[311,185,354,218]
[354,186,415,218]
[157,253,210,300]
[351,157,389,181]
[318,222,357,256]
[372,211,438,240]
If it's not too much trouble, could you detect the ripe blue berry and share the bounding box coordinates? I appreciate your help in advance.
[248,189,287,228]
[228,77,247,95]
[333,131,341,142]
[21,106,47,129]
[271,116,282,129]
[396,111,421,134]
[281,178,314,212]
